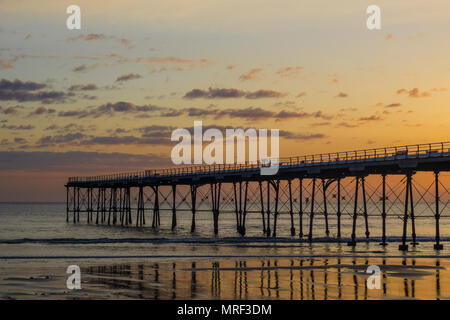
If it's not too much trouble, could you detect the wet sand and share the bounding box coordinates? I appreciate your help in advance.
[1,247,450,300]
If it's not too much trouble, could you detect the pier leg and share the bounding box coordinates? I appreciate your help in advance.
[76,187,80,223]
[308,178,316,242]
[266,181,271,237]
[120,188,124,226]
[233,182,239,233]
[190,185,197,233]
[322,179,329,237]
[434,171,443,250]
[299,178,303,238]
[259,181,266,234]
[73,187,76,223]
[288,179,295,236]
[136,186,144,227]
[172,185,177,230]
[238,181,243,235]
[272,180,280,238]
[348,176,359,246]
[127,187,132,225]
[89,188,93,223]
[399,173,410,251]
[410,176,417,246]
[380,175,387,246]
[108,188,112,225]
[87,188,90,224]
[242,181,248,236]
[337,178,341,239]
[66,186,69,222]
[217,183,222,234]
[362,177,370,239]
[152,186,160,228]
[112,188,117,225]
[96,188,100,224]
[102,188,106,223]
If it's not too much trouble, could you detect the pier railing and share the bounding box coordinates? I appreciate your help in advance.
[68,141,450,183]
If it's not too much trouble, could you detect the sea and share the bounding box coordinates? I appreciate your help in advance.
[0,202,449,300]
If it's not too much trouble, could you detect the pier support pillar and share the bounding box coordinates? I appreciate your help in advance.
[399,173,412,251]
[348,176,359,246]
[211,183,222,235]
[272,180,280,238]
[171,185,177,230]
[410,176,417,246]
[66,186,69,222]
[96,188,100,224]
[308,178,316,242]
[259,181,266,234]
[288,179,295,236]
[136,185,145,227]
[299,178,303,238]
[337,178,341,239]
[76,187,80,223]
[380,175,388,246]
[152,186,160,228]
[434,171,443,250]
[190,185,197,233]
[112,188,118,225]
[362,177,370,239]
[127,187,132,225]
[322,179,329,237]
[233,182,240,233]
[73,187,76,223]
[242,181,248,236]
[266,181,271,237]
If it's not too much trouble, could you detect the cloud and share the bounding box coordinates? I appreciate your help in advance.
[336,122,359,128]
[335,92,348,98]
[0,78,47,91]
[28,106,56,116]
[359,115,383,121]
[0,59,14,70]
[178,106,333,122]
[0,151,169,173]
[2,106,19,115]
[279,131,326,140]
[276,66,303,78]
[57,101,163,118]
[239,68,263,81]
[115,72,142,82]
[38,132,85,145]
[0,78,72,104]
[67,33,133,48]
[1,124,34,130]
[246,89,285,99]
[68,84,98,91]
[72,64,99,73]
[397,88,430,98]
[184,87,246,99]
[384,103,401,108]
[183,87,284,99]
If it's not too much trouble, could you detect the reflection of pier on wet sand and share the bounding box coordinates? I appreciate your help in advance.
[81,257,449,300]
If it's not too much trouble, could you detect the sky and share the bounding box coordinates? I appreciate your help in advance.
[0,0,449,201]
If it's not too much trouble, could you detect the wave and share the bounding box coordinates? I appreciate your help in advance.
[0,236,449,245]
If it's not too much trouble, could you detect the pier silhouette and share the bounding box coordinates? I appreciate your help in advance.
[66,141,450,250]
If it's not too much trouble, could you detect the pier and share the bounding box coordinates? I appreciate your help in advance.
[66,141,450,250]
